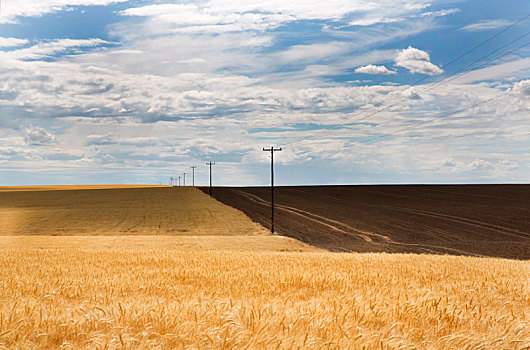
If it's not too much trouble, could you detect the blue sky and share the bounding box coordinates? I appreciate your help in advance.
[0,0,529,186]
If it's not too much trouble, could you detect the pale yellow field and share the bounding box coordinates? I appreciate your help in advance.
[0,185,167,192]
[0,239,528,350]
[0,235,319,252]
[0,187,268,236]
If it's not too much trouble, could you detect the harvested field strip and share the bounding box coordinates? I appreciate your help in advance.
[0,236,319,252]
[0,248,528,349]
[0,187,268,236]
[0,185,165,192]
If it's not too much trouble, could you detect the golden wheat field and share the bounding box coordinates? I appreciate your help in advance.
[1,186,528,349]
[0,240,528,350]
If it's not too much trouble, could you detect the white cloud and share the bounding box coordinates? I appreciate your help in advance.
[349,17,403,26]
[469,159,493,171]
[419,8,460,18]
[461,19,513,32]
[354,65,396,75]
[3,38,110,60]
[121,3,296,33]
[510,80,530,109]
[395,46,443,75]
[0,0,128,23]
[346,3,459,27]
[121,0,432,33]
[24,126,58,146]
[511,80,530,97]
[0,37,29,48]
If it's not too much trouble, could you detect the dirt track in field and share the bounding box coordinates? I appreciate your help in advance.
[203,185,530,259]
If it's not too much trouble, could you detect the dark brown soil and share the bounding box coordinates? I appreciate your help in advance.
[201,185,530,260]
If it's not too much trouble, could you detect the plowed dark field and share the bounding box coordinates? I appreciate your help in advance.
[202,185,530,260]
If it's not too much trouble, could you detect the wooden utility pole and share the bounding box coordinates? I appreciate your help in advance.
[263,146,282,233]
[206,161,215,196]
[190,166,196,187]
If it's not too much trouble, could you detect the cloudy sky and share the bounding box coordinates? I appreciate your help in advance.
[0,0,529,186]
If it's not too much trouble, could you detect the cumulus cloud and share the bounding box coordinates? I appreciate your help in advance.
[395,46,443,75]
[24,126,58,145]
[0,37,29,48]
[510,80,530,109]
[354,65,396,75]
[511,80,530,97]
[461,19,513,32]
[469,159,493,171]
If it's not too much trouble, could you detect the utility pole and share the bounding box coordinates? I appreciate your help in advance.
[190,166,196,187]
[263,146,282,233]
[183,172,186,186]
[206,161,215,196]
[178,176,181,186]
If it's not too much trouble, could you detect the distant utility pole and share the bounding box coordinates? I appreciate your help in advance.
[170,177,175,186]
[190,166,197,187]
[206,161,215,196]
[178,176,181,186]
[263,146,282,234]
[183,172,186,186]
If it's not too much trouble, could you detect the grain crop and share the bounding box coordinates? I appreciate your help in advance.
[0,241,528,349]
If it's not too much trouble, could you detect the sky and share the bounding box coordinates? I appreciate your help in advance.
[0,0,529,186]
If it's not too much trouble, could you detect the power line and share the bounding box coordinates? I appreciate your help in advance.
[281,16,530,147]
[400,35,529,101]
[286,35,529,147]
[409,14,529,86]
[350,90,512,145]
[318,38,530,142]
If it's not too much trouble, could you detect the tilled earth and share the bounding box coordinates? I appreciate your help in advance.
[203,185,530,259]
